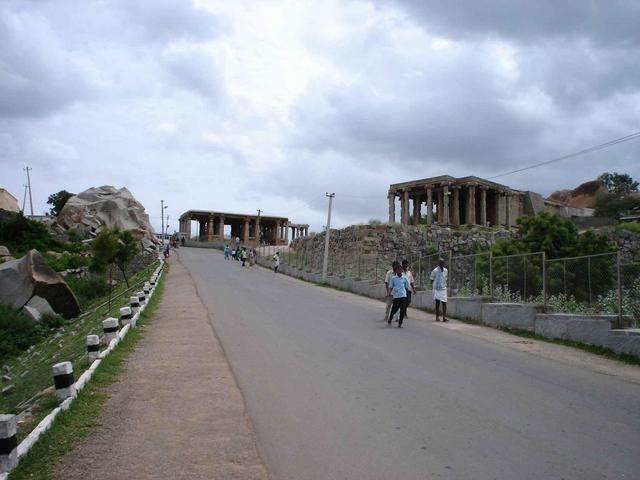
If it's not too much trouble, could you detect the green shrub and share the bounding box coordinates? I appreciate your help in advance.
[0,305,40,364]
[618,221,640,234]
[43,252,90,272]
[64,275,109,308]
[0,213,60,256]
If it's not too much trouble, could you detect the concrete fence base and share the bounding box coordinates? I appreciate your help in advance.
[262,255,640,359]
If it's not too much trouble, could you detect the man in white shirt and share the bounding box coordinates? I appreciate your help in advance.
[430,258,448,322]
[384,261,400,322]
[273,251,280,273]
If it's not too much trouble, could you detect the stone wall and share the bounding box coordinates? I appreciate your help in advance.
[595,227,640,263]
[291,224,517,267]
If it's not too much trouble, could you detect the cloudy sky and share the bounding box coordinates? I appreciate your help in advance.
[2,0,639,232]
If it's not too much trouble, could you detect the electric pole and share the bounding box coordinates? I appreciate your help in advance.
[23,166,33,217]
[322,193,335,281]
[21,184,27,213]
[256,209,262,245]
[161,200,167,244]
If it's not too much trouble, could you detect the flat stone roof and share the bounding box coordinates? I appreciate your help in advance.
[389,175,519,193]
[180,210,288,221]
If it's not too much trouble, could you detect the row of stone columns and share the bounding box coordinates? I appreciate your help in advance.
[389,185,515,227]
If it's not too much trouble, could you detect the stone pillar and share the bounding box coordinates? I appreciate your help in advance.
[442,185,450,225]
[285,224,289,243]
[426,187,433,225]
[467,184,477,225]
[437,189,443,224]
[388,193,395,223]
[217,216,225,237]
[505,193,512,229]
[243,218,250,243]
[412,196,420,225]
[401,190,409,225]
[207,215,214,240]
[480,186,487,227]
[452,187,460,226]
[186,217,192,238]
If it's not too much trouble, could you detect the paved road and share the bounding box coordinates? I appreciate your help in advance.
[180,247,640,480]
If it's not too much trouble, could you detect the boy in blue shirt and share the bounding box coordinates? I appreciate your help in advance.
[388,264,410,328]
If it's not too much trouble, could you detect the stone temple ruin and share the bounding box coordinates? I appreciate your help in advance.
[179,210,309,246]
[388,175,596,228]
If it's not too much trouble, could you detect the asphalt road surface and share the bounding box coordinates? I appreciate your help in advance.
[179,247,640,480]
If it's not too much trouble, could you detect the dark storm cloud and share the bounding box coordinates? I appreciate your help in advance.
[379,0,640,47]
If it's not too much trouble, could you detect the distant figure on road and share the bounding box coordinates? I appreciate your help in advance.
[180,236,185,246]
[163,244,170,258]
[224,245,230,260]
[401,259,415,315]
[430,258,448,322]
[241,247,248,267]
[249,249,255,266]
[388,263,410,328]
[384,261,400,322]
[273,251,280,273]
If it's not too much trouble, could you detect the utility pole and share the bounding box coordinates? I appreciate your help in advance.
[23,166,34,217]
[256,209,262,245]
[21,184,28,213]
[161,200,167,244]
[321,193,335,281]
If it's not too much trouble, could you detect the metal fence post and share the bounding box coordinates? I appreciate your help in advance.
[489,251,493,299]
[542,251,547,307]
[375,256,378,282]
[448,250,453,296]
[418,251,422,289]
[523,255,527,301]
[358,255,361,279]
[587,255,592,306]
[617,250,622,328]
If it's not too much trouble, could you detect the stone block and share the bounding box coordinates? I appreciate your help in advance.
[608,329,640,358]
[534,314,612,347]
[482,303,545,331]
[447,296,490,322]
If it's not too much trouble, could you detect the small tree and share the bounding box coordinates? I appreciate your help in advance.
[91,228,119,310]
[114,230,139,288]
[47,190,74,216]
[598,172,639,196]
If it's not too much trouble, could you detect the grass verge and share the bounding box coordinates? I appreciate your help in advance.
[7,263,168,480]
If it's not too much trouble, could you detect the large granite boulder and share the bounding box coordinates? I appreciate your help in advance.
[0,250,80,319]
[55,186,157,245]
[549,180,607,208]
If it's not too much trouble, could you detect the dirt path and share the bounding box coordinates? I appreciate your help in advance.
[55,255,269,480]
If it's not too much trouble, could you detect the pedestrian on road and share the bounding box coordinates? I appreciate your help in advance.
[224,245,230,260]
[388,263,410,328]
[384,261,400,322]
[249,248,256,266]
[401,259,415,316]
[430,258,448,322]
[273,251,280,273]
[241,247,248,267]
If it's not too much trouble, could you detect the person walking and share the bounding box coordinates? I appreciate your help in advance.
[388,263,410,328]
[401,259,415,317]
[273,251,280,273]
[249,248,255,266]
[224,244,230,260]
[430,258,448,322]
[240,247,248,267]
[384,261,400,322]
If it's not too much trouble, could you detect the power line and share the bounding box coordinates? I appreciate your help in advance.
[488,130,640,180]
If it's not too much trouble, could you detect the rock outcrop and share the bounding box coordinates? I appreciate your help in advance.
[55,186,157,247]
[0,250,80,319]
[0,188,20,213]
[549,180,607,209]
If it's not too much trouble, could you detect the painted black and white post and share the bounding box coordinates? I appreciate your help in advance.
[143,282,151,296]
[86,335,100,362]
[130,296,140,314]
[120,306,133,327]
[52,362,75,400]
[102,317,118,344]
[136,290,146,305]
[0,414,17,473]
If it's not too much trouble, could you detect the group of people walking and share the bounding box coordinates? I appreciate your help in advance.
[223,244,256,267]
[384,258,448,327]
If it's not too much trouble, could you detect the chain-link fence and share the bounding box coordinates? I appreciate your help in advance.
[272,244,639,323]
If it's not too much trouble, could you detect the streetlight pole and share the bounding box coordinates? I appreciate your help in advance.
[161,200,168,244]
[256,209,262,246]
[322,193,335,281]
